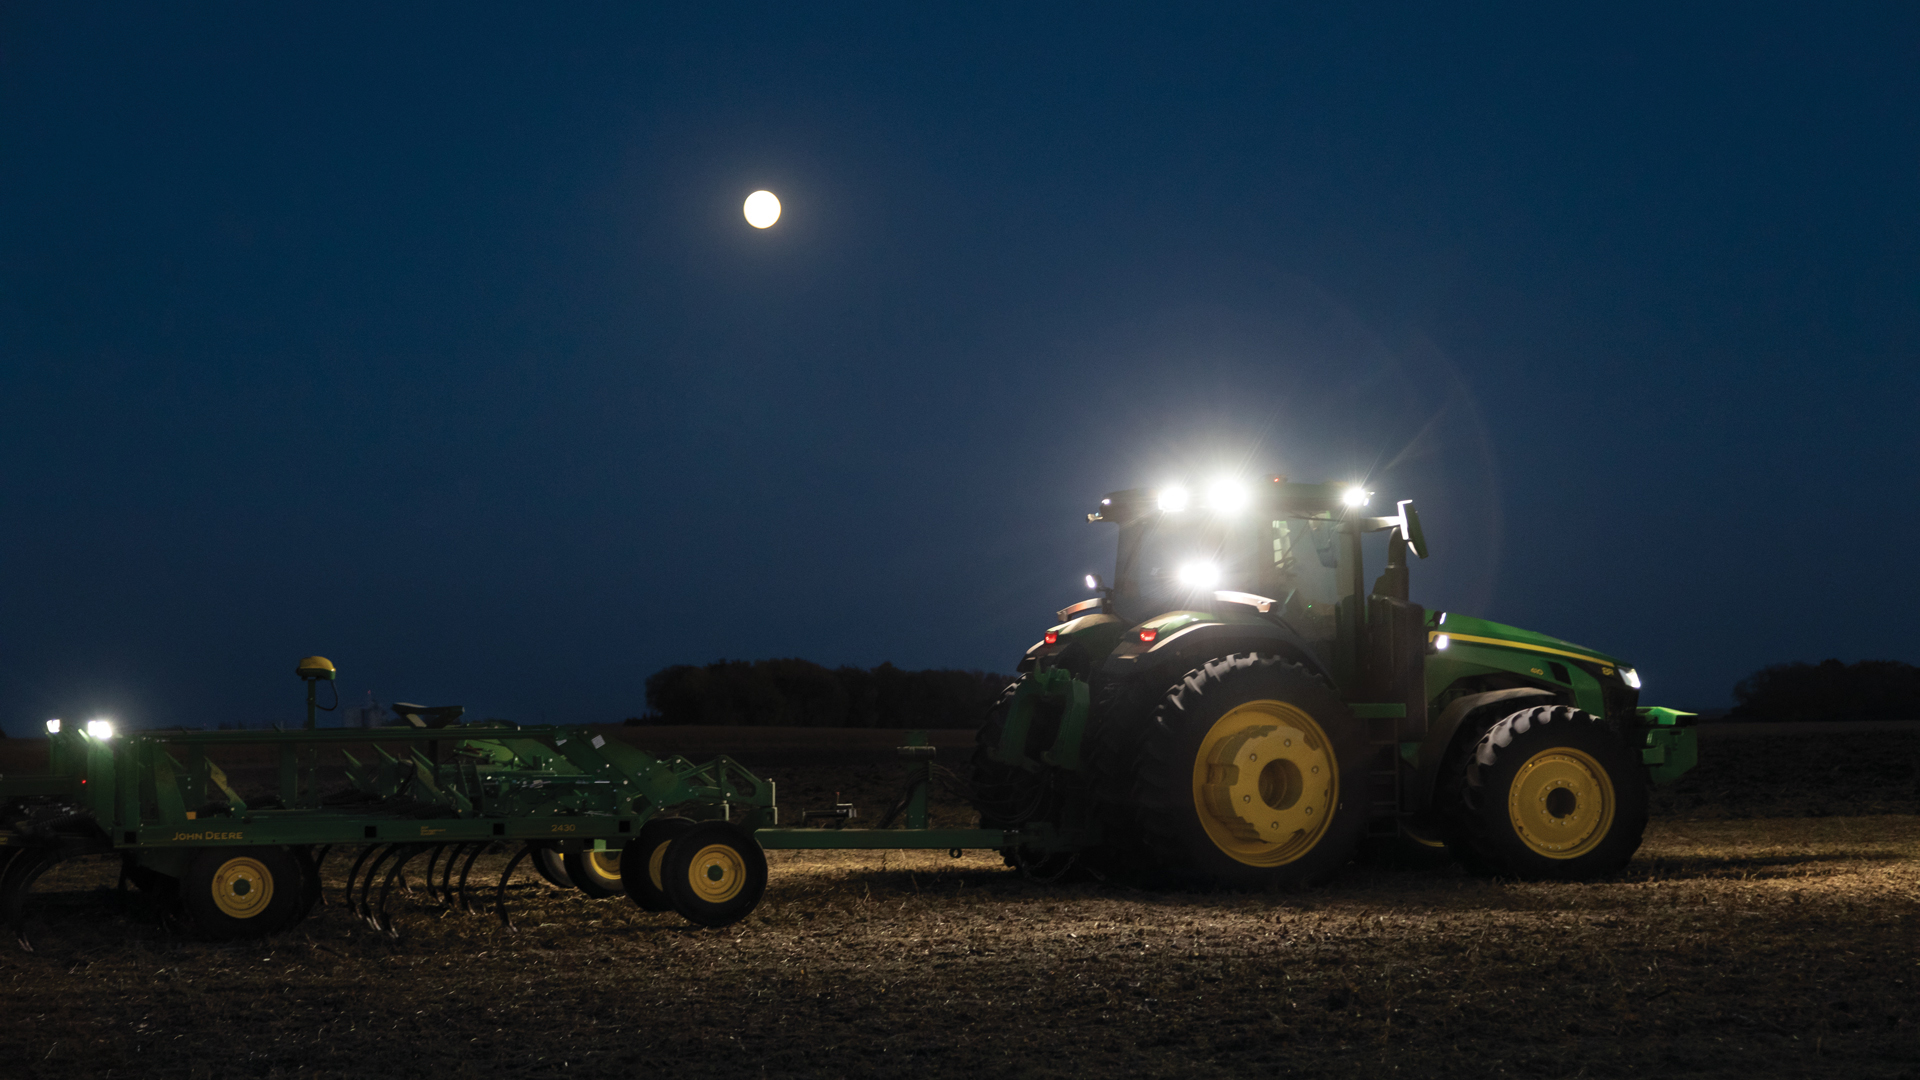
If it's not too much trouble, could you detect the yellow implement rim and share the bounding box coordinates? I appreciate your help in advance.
[648,842,672,891]
[210,856,274,919]
[585,850,623,885]
[1506,746,1616,859]
[684,843,747,904]
[1190,699,1338,867]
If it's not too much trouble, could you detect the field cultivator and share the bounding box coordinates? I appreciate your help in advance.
[0,662,1022,949]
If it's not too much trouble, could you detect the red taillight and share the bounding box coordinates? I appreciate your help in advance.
[1138,628,1157,644]
[1043,631,1058,645]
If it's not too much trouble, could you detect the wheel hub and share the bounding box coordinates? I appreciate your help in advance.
[210,856,274,919]
[1193,701,1337,865]
[686,843,746,903]
[1507,747,1616,858]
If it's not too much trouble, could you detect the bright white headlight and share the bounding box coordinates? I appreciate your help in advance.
[1619,666,1641,690]
[1175,561,1221,589]
[1434,634,1451,651]
[1206,479,1248,513]
[86,719,114,740]
[45,719,61,734]
[1342,485,1370,508]
[1157,485,1190,512]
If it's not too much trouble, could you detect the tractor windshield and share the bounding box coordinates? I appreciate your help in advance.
[1113,512,1348,659]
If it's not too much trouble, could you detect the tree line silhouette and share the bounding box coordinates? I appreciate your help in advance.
[630,659,1015,728]
[1726,658,1920,722]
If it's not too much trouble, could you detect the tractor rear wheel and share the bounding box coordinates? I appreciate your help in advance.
[661,821,768,928]
[621,817,695,912]
[1442,705,1648,880]
[181,847,306,940]
[563,849,628,899]
[1132,654,1368,889]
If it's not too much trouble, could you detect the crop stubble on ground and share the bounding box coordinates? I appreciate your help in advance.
[1,727,1916,1079]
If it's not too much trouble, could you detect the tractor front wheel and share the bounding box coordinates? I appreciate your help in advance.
[1131,654,1369,889]
[1443,705,1648,880]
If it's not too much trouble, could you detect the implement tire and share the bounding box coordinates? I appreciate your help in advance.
[620,817,694,912]
[662,821,767,928]
[1132,654,1368,889]
[563,849,628,899]
[181,847,305,940]
[1444,705,1648,880]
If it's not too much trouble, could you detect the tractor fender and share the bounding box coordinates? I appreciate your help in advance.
[1108,620,1333,694]
[1407,687,1558,819]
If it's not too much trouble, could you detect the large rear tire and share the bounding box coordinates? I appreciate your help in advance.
[1442,705,1648,880]
[1132,654,1369,889]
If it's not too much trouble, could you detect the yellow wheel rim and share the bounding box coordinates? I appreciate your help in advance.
[648,843,673,891]
[684,843,747,904]
[1191,700,1338,867]
[209,856,274,919]
[1507,746,1616,859]
[586,850,623,886]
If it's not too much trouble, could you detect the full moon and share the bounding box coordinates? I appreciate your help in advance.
[743,190,781,229]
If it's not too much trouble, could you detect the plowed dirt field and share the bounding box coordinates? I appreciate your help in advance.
[2,725,1916,1079]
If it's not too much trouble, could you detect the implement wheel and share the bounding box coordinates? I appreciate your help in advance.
[563,848,628,899]
[620,817,694,913]
[532,847,574,890]
[661,821,767,928]
[1443,705,1649,880]
[181,847,305,940]
[1132,654,1369,889]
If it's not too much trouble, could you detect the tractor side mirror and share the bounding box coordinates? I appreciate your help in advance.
[1397,500,1429,559]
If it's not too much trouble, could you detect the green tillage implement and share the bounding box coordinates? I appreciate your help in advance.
[0,717,1022,948]
[0,719,784,946]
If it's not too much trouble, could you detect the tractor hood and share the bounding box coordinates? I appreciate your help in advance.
[1436,612,1626,672]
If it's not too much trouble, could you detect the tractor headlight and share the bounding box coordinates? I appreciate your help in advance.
[1342,485,1370,508]
[1157,485,1190,512]
[1618,666,1641,690]
[86,719,114,740]
[45,719,61,734]
[1175,561,1220,589]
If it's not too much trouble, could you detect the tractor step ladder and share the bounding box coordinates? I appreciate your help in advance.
[1364,716,1401,838]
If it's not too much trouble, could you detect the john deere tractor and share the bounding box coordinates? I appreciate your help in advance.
[970,477,1695,887]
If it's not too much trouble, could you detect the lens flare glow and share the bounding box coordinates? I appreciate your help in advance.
[1342,485,1370,507]
[1157,485,1190,512]
[743,190,781,228]
[86,719,114,739]
[1176,561,1221,589]
[1207,479,1249,512]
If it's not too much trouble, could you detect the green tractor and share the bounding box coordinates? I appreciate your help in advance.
[970,477,1696,887]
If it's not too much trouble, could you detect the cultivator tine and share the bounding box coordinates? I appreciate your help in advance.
[493,843,537,932]
[311,845,334,907]
[1,848,58,954]
[374,845,426,938]
[433,842,465,906]
[341,844,380,911]
[456,842,491,914]
[357,844,402,926]
[421,845,445,905]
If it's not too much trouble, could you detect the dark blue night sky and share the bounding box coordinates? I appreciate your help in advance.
[2,5,1915,734]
